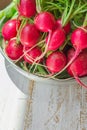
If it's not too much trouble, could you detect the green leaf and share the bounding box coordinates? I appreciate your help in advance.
[37,65,48,75]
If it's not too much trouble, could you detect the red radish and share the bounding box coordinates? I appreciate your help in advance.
[34,12,56,32]
[5,39,23,60]
[55,19,71,34]
[67,48,75,62]
[46,28,66,51]
[68,27,87,68]
[34,12,56,61]
[18,0,36,18]
[24,46,42,64]
[46,51,67,73]
[2,19,20,40]
[54,27,87,76]
[67,48,87,88]
[20,24,40,47]
[71,28,87,50]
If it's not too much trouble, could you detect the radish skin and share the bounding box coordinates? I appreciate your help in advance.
[55,19,71,34]
[71,28,87,50]
[2,19,20,40]
[67,48,87,88]
[20,24,40,47]
[34,12,56,32]
[46,51,67,73]
[5,39,23,60]
[18,0,36,18]
[24,46,42,64]
[46,28,66,51]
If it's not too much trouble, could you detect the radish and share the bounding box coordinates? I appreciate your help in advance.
[5,39,23,60]
[18,0,36,18]
[24,46,42,64]
[2,19,20,40]
[53,27,87,76]
[46,28,66,51]
[68,27,87,68]
[46,51,67,74]
[34,12,56,61]
[67,48,87,88]
[34,12,56,32]
[55,19,71,34]
[71,28,87,50]
[67,48,75,62]
[20,24,40,47]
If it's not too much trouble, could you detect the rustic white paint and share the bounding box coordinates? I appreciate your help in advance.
[0,53,87,130]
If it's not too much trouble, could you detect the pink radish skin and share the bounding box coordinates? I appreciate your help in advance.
[5,39,23,60]
[67,48,87,88]
[2,19,20,40]
[67,48,77,76]
[67,48,75,62]
[46,52,67,73]
[71,28,87,50]
[34,12,56,32]
[20,24,40,47]
[24,46,42,64]
[67,48,87,77]
[55,19,71,34]
[46,28,66,51]
[18,0,36,18]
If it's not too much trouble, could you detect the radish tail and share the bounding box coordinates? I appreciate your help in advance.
[74,74,87,89]
[35,30,52,61]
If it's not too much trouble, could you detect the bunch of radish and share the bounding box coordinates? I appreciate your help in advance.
[1,0,87,88]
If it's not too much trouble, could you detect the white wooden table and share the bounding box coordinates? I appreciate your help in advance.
[0,53,87,130]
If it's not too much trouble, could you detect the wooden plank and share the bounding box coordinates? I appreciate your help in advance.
[80,87,87,130]
[23,82,81,130]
